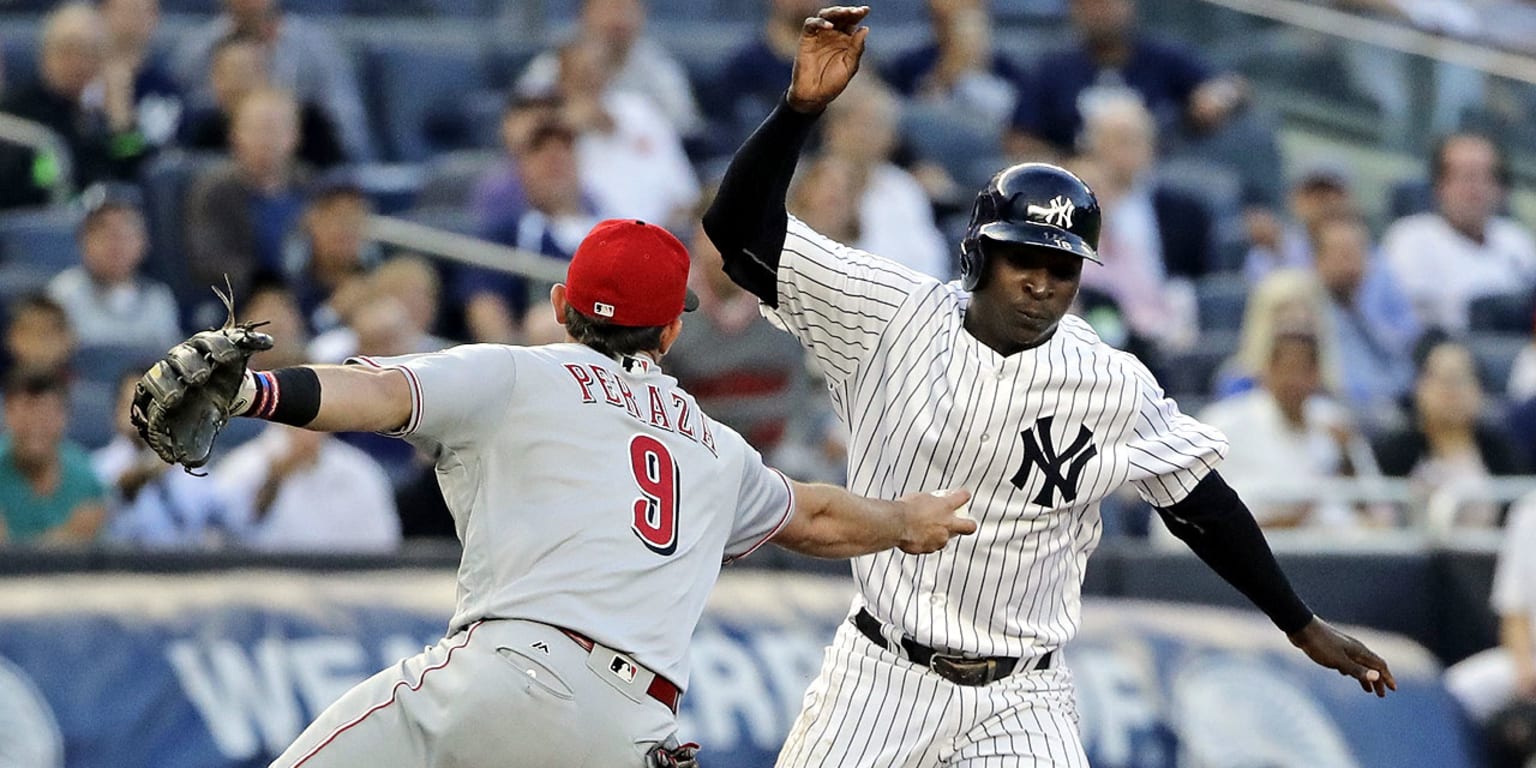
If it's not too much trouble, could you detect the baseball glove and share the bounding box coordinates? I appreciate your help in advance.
[131,286,273,470]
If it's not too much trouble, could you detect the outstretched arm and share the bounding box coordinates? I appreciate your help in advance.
[1158,471,1397,697]
[234,365,413,434]
[774,483,975,558]
[703,5,870,306]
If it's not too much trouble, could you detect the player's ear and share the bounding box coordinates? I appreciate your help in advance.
[657,316,684,356]
[550,284,570,327]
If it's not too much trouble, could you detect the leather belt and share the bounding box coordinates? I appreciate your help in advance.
[852,608,1052,687]
[558,627,682,714]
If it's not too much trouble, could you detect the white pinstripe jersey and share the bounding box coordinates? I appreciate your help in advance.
[352,343,795,687]
[763,217,1229,658]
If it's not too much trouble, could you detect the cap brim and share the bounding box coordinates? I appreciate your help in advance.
[978,221,1100,264]
[683,287,699,312]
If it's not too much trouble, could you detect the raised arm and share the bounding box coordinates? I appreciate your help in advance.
[773,482,975,558]
[702,5,869,305]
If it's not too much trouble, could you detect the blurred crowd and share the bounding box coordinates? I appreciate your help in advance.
[0,0,1533,553]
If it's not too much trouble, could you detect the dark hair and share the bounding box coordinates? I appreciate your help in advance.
[1430,132,1510,187]
[211,30,264,61]
[562,305,666,357]
[9,293,68,327]
[2,367,67,398]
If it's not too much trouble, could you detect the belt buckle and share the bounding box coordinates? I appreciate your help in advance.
[929,653,996,687]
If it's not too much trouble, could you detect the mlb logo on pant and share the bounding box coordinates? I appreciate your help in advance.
[609,655,638,683]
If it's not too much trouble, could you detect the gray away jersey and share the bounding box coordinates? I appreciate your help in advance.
[352,343,794,687]
[763,216,1230,659]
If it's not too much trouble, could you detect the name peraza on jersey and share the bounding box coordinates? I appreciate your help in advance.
[562,362,719,457]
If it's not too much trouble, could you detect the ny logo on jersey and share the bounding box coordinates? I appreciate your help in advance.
[1026,196,1075,229]
[1010,416,1097,507]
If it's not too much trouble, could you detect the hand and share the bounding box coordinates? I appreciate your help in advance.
[1516,664,1536,700]
[1189,75,1246,130]
[896,488,977,554]
[788,6,871,114]
[102,60,137,133]
[1288,617,1397,697]
[272,428,325,476]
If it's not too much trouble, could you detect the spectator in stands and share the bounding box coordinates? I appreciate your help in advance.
[1382,133,1536,334]
[173,0,371,160]
[1199,331,1385,529]
[1445,490,1536,743]
[46,183,180,351]
[1072,94,1209,351]
[471,96,560,233]
[310,255,447,363]
[461,113,598,343]
[1005,0,1246,161]
[179,34,345,169]
[94,368,235,548]
[1,3,151,193]
[1244,161,1356,282]
[716,0,821,140]
[1312,211,1419,432]
[1217,269,1343,398]
[819,77,950,280]
[2,295,75,380]
[291,175,374,331]
[882,0,1030,127]
[667,203,816,457]
[516,0,703,138]
[101,0,182,149]
[184,88,306,301]
[212,276,398,552]
[1373,335,1524,527]
[215,423,400,552]
[242,279,307,372]
[0,369,105,546]
[546,37,698,230]
[789,154,863,245]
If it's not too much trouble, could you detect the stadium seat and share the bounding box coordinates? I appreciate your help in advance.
[0,24,40,89]
[67,380,117,451]
[0,206,84,278]
[364,41,490,163]
[75,344,172,384]
[347,163,428,216]
[1158,331,1238,398]
[1195,273,1250,332]
[651,22,757,98]
[416,150,502,211]
[1468,333,1529,395]
[992,0,1068,24]
[1153,157,1246,273]
[1388,179,1434,221]
[138,151,224,308]
[901,102,1003,192]
[863,0,928,25]
[1470,292,1535,334]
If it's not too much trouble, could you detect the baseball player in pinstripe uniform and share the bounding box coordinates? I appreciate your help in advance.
[135,219,979,767]
[704,7,1397,766]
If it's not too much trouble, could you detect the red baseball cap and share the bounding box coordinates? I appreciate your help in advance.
[565,219,699,327]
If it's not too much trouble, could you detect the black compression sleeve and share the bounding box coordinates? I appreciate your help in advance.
[1155,471,1315,634]
[247,367,322,427]
[701,95,824,307]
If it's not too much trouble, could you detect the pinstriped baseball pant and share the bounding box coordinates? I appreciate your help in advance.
[777,620,1088,767]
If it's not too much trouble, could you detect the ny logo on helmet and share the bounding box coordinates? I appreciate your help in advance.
[1026,196,1075,229]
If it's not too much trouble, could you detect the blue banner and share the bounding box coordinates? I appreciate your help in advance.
[0,571,1477,767]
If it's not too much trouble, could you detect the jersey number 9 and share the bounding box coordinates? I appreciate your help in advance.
[629,434,680,556]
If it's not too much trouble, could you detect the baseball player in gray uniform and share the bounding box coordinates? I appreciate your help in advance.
[140,218,978,767]
[703,7,1397,766]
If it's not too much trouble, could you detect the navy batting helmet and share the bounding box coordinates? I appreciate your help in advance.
[959,163,1102,291]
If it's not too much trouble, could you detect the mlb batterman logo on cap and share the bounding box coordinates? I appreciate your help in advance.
[565,219,700,327]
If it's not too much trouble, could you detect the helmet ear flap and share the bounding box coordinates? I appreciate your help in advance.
[960,189,999,291]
